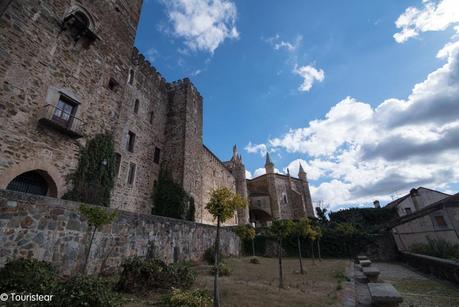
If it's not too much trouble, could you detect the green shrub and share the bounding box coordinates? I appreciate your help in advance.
[162,288,212,307]
[117,256,196,293]
[152,170,195,221]
[203,246,222,265]
[410,238,459,260]
[53,274,120,307]
[249,257,260,264]
[209,263,231,276]
[0,258,57,294]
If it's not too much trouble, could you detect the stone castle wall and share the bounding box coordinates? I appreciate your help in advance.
[110,48,169,214]
[0,0,142,196]
[0,0,244,224]
[200,146,237,225]
[0,189,240,275]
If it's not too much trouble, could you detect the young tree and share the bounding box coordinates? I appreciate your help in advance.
[270,219,294,288]
[234,224,256,258]
[308,227,319,265]
[293,218,312,274]
[206,187,247,307]
[315,226,323,262]
[79,204,117,274]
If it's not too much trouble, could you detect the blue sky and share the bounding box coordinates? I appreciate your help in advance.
[135,0,459,210]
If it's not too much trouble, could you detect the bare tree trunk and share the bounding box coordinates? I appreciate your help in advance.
[213,217,221,307]
[83,226,97,274]
[310,239,315,265]
[297,236,304,274]
[317,238,322,262]
[251,238,256,257]
[278,237,284,288]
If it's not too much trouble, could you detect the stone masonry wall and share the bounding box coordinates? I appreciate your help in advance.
[200,146,237,225]
[0,189,240,276]
[0,0,142,195]
[110,48,169,214]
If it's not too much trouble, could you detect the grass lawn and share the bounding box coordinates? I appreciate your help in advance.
[122,257,349,307]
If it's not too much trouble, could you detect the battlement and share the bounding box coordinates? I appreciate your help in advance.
[131,47,168,91]
[167,77,203,101]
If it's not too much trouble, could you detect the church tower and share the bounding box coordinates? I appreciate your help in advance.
[229,145,250,224]
[265,153,280,219]
[298,163,315,217]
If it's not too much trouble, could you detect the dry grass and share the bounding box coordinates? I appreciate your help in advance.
[193,257,348,307]
[122,257,348,307]
[392,279,459,307]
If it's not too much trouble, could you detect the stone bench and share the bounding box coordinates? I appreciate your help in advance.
[357,255,369,261]
[359,259,372,267]
[362,266,380,282]
[368,283,403,307]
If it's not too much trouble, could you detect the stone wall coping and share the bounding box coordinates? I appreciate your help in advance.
[401,251,459,266]
[0,189,228,231]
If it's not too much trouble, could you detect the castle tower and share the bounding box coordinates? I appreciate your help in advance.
[265,153,280,219]
[230,145,250,224]
[162,79,203,217]
[298,163,315,217]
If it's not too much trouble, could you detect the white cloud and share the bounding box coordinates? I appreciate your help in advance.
[146,48,159,63]
[245,170,252,179]
[283,159,323,180]
[252,37,459,208]
[394,0,459,43]
[244,142,268,156]
[293,65,325,92]
[161,0,239,53]
[265,34,303,52]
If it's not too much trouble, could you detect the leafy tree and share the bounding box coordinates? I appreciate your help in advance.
[293,218,312,274]
[315,226,323,261]
[206,187,247,307]
[335,223,359,258]
[270,219,294,288]
[80,204,117,274]
[315,206,328,225]
[235,224,256,257]
[63,133,116,207]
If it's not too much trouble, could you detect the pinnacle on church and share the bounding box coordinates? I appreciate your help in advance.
[265,152,273,165]
[287,168,290,176]
[298,162,306,175]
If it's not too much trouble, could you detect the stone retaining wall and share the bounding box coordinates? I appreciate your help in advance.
[0,190,240,275]
[401,251,459,284]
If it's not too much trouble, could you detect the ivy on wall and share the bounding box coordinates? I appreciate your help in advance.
[63,133,116,207]
[152,170,195,221]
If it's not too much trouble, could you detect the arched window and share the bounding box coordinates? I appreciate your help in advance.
[62,8,97,44]
[6,170,57,197]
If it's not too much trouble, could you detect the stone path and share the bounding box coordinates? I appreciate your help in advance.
[354,261,459,307]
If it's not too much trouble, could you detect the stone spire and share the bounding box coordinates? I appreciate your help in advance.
[298,162,307,181]
[265,152,274,174]
[232,144,238,160]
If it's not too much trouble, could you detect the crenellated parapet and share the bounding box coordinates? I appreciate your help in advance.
[130,47,169,92]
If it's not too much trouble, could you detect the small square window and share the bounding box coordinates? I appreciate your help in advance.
[434,216,447,227]
[134,99,139,114]
[127,163,136,185]
[405,208,412,215]
[154,147,161,164]
[126,131,136,152]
